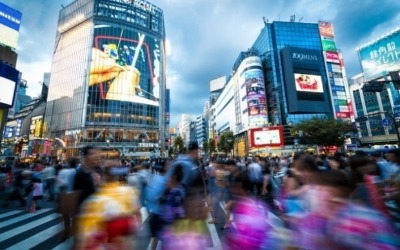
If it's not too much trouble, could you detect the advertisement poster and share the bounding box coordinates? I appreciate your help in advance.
[294,73,323,93]
[358,29,400,81]
[0,76,16,106]
[325,51,340,63]
[240,56,268,127]
[318,21,335,38]
[88,25,163,107]
[250,126,284,147]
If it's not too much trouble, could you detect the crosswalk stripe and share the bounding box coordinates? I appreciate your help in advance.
[206,213,222,250]
[5,222,64,250]
[0,211,23,220]
[0,213,60,240]
[0,209,53,229]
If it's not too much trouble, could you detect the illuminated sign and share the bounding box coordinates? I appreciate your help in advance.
[318,21,335,38]
[250,126,284,148]
[0,2,22,49]
[294,73,323,93]
[322,38,337,52]
[325,51,340,63]
[358,28,400,81]
[0,62,18,108]
[120,0,162,15]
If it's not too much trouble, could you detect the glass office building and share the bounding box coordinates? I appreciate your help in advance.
[44,0,166,158]
[251,21,333,126]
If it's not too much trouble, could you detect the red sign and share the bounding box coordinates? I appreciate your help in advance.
[336,112,350,118]
[249,126,284,148]
[326,51,340,63]
[319,21,335,38]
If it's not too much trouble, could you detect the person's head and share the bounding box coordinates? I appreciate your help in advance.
[67,157,80,169]
[292,153,319,183]
[386,148,400,164]
[82,146,100,169]
[230,171,252,197]
[187,141,199,160]
[348,154,380,183]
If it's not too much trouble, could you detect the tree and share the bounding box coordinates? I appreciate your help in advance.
[291,117,352,155]
[173,135,184,154]
[208,138,216,154]
[202,140,209,155]
[168,147,174,157]
[217,131,234,153]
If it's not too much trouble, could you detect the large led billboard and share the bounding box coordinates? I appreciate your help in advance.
[88,25,163,107]
[358,28,400,81]
[250,126,284,148]
[0,62,18,108]
[0,3,22,49]
[281,47,331,113]
[294,73,323,93]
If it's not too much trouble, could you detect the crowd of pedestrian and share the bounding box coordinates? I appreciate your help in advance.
[1,144,400,249]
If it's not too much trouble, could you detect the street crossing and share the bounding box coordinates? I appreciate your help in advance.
[0,208,65,250]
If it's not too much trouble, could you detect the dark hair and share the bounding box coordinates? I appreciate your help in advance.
[313,170,355,198]
[82,146,96,157]
[293,154,319,172]
[233,172,251,192]
[188,141,199,151]
[68,157,79,168]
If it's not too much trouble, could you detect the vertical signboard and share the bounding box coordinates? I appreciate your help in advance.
[319,21,351,119]
[165,88,170,125]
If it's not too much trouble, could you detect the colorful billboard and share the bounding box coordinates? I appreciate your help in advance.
[318,21,335,38]
[294,73,323,93]
[165,88,170,125]
[358,28,400,81]
[88,25,163,107]
[0,2,22,49]
[325,51,340,63]
[250,126,284,148]
[239,56,268,128]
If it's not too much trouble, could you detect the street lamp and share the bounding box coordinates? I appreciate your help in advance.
[106,139,110,159]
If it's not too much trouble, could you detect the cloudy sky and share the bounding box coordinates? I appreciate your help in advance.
[2,0,400,127]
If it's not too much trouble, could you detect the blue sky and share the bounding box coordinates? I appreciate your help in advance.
[2,0,400,127]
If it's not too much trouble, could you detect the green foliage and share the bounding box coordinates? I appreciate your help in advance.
[202,140,209,154]
[173,135,185,154]
[291,117,352,154]
[168,147,174,157]
[208,138,216,153]
[217,131,234,153]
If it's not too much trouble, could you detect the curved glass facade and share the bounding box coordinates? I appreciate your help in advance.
[44,0,166,158]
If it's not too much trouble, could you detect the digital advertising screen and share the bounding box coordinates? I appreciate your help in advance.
[294,73,323,93]
[0,77,16,106]
[250,126,284,147]
[88,25,163,107]
[358,28,400,81]
[322,38,337,52]
[0,2,22,49]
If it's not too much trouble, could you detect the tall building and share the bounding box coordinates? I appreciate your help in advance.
[210,20,352,156]
[44,0,166,158]
[349,28,400,146]
[195,115,207,148]
[0,2,22,154]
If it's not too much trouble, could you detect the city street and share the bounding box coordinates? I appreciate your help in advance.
[0,197,283,250]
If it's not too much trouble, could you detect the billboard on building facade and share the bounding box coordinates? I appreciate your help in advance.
[250,126,284,148]
[358,29,400,81]
[239,56,268,128]
[165,88,170,125]
[0,62,18,108]
[281,47,331,113]
[0,3,22,49]
[321,38,337,52]
[318,21,335,38]
[88,25,163,107]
